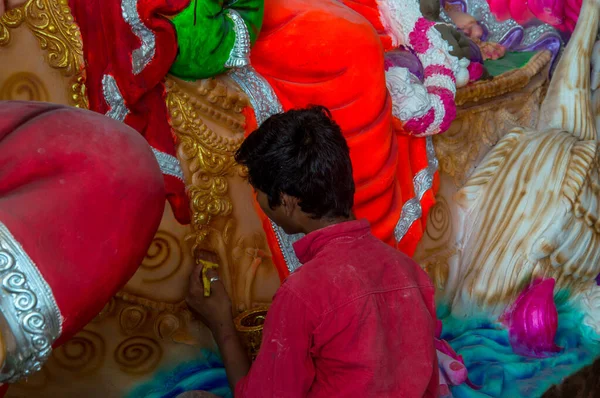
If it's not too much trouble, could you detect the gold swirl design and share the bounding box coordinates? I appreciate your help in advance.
[22,0,84,77]
[119,305,148,334]
[114,336,162,375]
[140,230,184,283]
[0,0,88,108]
[0,8,25,46]
[425,196,450,242]
[0,71,50,101]
[52,330,106,374]
[166,80,243,251]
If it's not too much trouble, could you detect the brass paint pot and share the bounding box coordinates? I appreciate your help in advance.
[234,306,269,361]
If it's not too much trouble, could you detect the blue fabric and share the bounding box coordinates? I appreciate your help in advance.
[438,301,600,397]
[126,350,231,398]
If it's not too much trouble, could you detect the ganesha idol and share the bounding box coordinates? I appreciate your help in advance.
[0,0,483,395]
[0,0,566,396]
[0,101,166,393]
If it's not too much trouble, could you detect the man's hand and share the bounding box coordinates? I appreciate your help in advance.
[186,252,251,391]
[186,253,233,333]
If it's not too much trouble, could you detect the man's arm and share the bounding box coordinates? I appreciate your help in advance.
[185,263,250,391]
[211,315,250,390]
[186,260,316,397]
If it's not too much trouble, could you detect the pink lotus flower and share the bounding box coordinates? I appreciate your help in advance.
[501,278,562,358]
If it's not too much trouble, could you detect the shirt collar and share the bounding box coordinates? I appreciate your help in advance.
[293,219,371,264]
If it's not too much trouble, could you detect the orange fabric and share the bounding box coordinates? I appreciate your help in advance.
[249,0,437,277]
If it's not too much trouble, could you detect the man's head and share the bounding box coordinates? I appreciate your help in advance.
[235,106,355,235]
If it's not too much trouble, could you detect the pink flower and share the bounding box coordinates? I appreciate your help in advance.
[424,65,456,83]
[409,18,435,54]
[467,62,484,82]
[501,278,562,358]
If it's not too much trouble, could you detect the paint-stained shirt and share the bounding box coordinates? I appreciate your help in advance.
[235,219,439,397]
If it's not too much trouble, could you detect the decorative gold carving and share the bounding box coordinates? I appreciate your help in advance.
[234,306,269,361]
[0,8,25,46]
[167,76,249,133]
[21,0,84,78]
[166,77,279,314]
[114,336,163,375]
[166,79,243,248]
[0,0,88,109]
[140,230,184,284]
[52,330,106,374]
[70,75,88,109]
[0,71,50,101]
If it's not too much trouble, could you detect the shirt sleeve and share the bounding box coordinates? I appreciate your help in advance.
[235,285,317,397]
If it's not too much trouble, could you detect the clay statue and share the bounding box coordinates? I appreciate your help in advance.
[415,0,600,394]
[0,101,165,390]
[0,0,463,394]
[0,0,578,396]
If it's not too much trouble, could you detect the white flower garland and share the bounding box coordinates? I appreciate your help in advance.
[378,0,461,136]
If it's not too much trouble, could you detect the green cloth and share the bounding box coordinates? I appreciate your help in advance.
[170,0,264,80]
[484,51,537,77]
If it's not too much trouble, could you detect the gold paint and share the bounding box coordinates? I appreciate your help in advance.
[166,79,243,248]
[70,75,88,109]
[0,8,25,46]
[0,71,49,101]
[0,0,88,109]
[200,259,219,297]
[171,76,249,133]
[166,76,279,318]
[21,0,84,78]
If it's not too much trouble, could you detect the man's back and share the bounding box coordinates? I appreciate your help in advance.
[236,220,439,397]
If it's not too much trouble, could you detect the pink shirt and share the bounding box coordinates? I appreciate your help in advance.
[236,220,439,397]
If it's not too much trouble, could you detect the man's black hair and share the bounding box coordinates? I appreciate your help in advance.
[235,105,355,219]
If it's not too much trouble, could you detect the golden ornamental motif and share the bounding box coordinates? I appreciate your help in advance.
[70,75,88,109]
[1,0,88,109]
[0,8,25,46]
[0,71,50,101]
[166,79,244,250]
[22,0,84,78]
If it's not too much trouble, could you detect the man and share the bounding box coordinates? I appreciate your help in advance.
[186,106,439,397]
